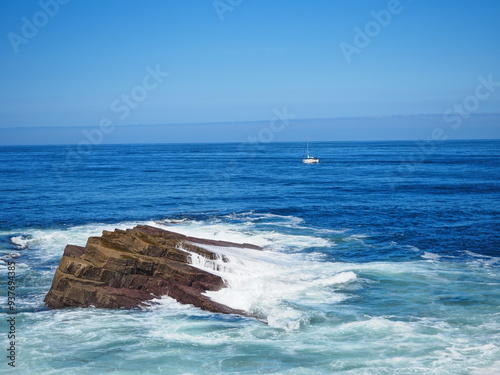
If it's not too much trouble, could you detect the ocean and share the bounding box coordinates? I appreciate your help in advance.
[0,140,499,374]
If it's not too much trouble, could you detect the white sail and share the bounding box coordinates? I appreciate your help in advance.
[302,138,319,163]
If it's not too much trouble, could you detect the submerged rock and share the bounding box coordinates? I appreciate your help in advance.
[44,225,260,315]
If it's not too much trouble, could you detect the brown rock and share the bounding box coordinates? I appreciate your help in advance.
[44,225,261,316]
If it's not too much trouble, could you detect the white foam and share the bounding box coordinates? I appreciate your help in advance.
[154,219,333,253]
[7,220,158,262]
[422,252,441,261]
[472,361,500,375]
[7,212,499,374]
[223,212,304,226]
[144,295,212,316]
[404,245,421,252]
[343,234,371,247]
[465,251,500,266]
[2,215,356,329]
[5,213,333,264]
[181,242,356,330]
[11,235,31,248]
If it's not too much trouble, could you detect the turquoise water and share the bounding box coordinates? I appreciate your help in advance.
[0,140,499,374]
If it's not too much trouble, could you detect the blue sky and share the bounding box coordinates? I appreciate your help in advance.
[0,0,499,144]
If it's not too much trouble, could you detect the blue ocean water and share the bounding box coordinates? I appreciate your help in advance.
[0,140,499,374]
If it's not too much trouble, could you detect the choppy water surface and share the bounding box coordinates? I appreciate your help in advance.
[0,140,499,374]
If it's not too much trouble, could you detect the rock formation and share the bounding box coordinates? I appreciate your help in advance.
[44,225,260,316]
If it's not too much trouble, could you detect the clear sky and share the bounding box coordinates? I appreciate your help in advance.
[0,0,499,144]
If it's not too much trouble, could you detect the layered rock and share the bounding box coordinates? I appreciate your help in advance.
[44,225,260,315]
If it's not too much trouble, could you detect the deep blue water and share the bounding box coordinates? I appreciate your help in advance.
[0,140,499,374]
[2,141,498,257]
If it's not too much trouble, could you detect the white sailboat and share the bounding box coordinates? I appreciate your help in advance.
[302,138,319,164]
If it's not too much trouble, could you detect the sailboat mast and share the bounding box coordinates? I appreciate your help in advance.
[302,137,319,163]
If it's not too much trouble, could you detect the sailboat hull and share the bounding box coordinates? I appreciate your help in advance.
[303,138,319,163]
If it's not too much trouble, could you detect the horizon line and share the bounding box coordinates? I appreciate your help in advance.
[2,112,500,131]
[2,138,499,148]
